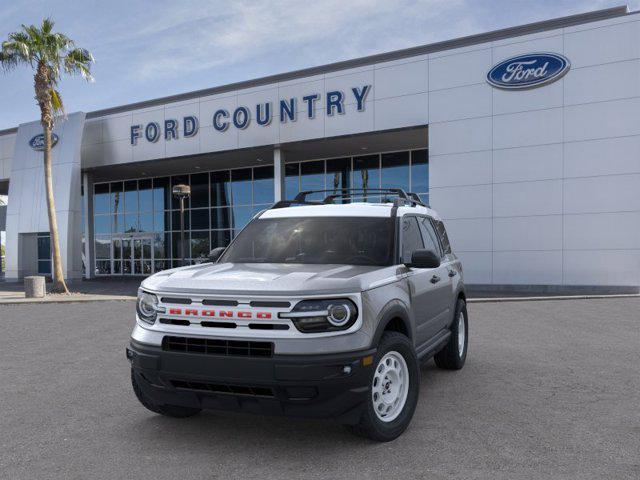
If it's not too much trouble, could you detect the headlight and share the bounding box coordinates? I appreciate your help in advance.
[280,299,358,333]
[136,290,163,324]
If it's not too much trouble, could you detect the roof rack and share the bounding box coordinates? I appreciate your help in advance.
[271,188,428,209]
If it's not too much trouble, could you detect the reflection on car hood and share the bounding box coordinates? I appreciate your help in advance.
[141,262,401,295]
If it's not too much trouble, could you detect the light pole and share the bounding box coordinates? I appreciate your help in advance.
[172,184,191,267]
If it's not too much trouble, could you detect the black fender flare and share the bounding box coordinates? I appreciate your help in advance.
[370,299,413,348]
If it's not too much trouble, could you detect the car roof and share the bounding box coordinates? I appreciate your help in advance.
[259,202,442,220]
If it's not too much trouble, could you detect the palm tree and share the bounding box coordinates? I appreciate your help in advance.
[0,18,93,293]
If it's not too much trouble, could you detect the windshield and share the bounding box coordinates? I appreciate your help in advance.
[220,216,394,266]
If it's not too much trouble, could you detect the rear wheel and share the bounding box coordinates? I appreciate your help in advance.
[346,331,419,442]
[131,369,201,418]
[434,298,468,370]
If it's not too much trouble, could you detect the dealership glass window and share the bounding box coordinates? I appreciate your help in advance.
[326,158,351,202]
[253,166,274,205]
[231,168,252,206]
[284,163,300,198]
[111,182,123,214]
[190,208,209,230]
[190,231,210,260]
[211,207,231,230]
[153,177,170,212]
[381,152,410,192]
[139,214,154,233]
[170,175,190,209]
[411,149,429,201]
[37,232,52,275]
[353,154,381,202]
[210,171,231,207]
[300,160,325,200]
[94,183,110,214]
[211,230,232,249]
[284,149,428,204]
[91,153,425,276]
[190,173,209,208]
[138,179,153,212]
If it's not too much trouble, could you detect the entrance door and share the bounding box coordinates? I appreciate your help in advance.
[112,235,154,275]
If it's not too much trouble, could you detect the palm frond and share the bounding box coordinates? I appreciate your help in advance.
[50,87,64,114]
[64,47,94,81]
[1,18,95,119]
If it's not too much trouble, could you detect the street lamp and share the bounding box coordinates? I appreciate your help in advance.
[172,184,191,267]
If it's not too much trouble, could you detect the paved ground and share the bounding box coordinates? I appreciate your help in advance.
[1,298,638,480]
[0,278,139,303]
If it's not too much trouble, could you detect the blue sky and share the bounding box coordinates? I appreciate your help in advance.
[0,0,637,130]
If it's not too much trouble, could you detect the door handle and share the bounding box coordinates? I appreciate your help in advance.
[448,269,457,277]
[430,275,441,284]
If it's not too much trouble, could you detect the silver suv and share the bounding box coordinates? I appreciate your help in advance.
[127,189,468,441]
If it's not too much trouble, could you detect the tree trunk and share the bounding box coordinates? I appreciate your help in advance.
[35,63,68,294]
[43,124,68,294]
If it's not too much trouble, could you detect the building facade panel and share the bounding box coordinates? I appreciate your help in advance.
[1,6,639,291]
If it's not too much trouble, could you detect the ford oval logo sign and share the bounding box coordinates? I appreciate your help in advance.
[487,53,570,90]
[29,133,59,151]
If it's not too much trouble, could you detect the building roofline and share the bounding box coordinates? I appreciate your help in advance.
[0,5,630,136]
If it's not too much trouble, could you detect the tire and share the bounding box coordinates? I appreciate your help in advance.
[434,298,468,370]
[345,331,420,442]
[131,369,201,418]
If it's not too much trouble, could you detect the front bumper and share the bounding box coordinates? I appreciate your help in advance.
[127,340,376,424]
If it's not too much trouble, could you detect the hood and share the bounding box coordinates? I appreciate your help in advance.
[141,262,398,296]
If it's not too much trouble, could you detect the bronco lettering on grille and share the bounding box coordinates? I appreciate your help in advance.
[167,308,272,319]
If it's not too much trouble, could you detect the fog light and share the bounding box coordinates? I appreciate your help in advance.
[342,365,352,375]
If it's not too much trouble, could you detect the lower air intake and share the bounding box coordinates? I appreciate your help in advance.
[162,336,273,357]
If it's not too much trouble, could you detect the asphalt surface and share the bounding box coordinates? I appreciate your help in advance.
[1,298,638,480]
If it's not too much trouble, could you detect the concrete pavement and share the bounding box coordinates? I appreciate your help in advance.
[0,298,638,479]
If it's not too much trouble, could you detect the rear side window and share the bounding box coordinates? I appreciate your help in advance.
[401,217,424,264]
[434,219,452,254]
[418,217,442,257]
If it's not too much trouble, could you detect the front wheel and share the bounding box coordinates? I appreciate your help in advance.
[434,298,468,370]
[345,331,420,442]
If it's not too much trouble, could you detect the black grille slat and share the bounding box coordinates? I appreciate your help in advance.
[201,299,239,306]
[170,380,274,397]
[160,297,192,305]
[249,300,291,308]
[201,321,237,329]
[163,336,273,357]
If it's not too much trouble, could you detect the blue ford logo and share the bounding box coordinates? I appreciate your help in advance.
[487,53,570,90]
[29,133,59,151]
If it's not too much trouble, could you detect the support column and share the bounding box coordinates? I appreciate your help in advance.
[83,172,94,279]
[273,147,285,202]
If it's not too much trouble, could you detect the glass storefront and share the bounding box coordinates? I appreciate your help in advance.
[285,149,428,203]
[92,148,428,275]
[93,165,274,275]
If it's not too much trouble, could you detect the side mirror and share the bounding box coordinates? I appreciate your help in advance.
[406,249,440,269]
[208,247,226,263]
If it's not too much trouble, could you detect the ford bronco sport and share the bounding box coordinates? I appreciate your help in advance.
[127,189,468,441]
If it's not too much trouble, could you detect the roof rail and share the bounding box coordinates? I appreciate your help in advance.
[269,188,428,209]
[406,192,428,207]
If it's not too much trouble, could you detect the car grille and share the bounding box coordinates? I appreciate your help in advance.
[170,379,274,397]
[162,336,273,357]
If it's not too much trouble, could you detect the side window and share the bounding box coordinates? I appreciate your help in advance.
[418,217,441,257]
[401,216,424,264]
[434,219,452,255]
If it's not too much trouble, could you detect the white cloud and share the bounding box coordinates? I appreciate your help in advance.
[100,0,474,81]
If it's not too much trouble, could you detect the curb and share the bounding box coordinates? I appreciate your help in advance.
[1,294,638,306]
[467,293,640,303]
[0,295,136,305]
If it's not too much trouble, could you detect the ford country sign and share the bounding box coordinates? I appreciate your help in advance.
[29,133,59,151]
[487,53,570,90]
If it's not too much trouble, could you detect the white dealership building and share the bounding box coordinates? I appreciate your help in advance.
[0,6,639,293]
